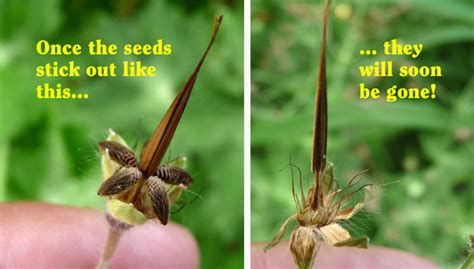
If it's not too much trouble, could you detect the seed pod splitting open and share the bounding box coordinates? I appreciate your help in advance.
[97,15,223,225]
[264,2,371,268]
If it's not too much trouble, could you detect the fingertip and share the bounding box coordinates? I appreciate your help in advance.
[252,241,438,269]
[111,219,199,268]
[0,202,199,269]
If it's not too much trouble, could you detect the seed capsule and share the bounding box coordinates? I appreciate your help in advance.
[147,176,170,225]
[98,167,142,196]
[99,141,138,167]
[156,165,193,187]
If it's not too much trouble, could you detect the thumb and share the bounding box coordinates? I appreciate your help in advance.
[0,202,199,269]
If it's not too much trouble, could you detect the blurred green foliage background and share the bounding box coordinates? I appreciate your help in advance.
[251,0,473,267]
[0,0,243,268]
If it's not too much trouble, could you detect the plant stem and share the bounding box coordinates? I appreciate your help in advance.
[96,227,124,269]
[0,142,8,201]
[461,251,474,269]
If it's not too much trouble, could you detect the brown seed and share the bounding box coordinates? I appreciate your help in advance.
[99,141,138,167]
[98,167,142,196]
[156,165,193,186]
[147,176,170,225]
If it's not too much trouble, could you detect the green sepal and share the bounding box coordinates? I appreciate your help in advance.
[106,199,147,225]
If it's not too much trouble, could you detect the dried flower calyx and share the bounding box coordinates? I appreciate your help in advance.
[266,164,372,269]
